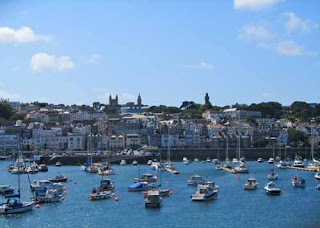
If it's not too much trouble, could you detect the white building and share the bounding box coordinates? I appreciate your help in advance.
[109,135,125,150]
[126,134,141,147]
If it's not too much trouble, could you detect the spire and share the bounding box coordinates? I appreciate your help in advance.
[137,93,142,107]
[205,93,210,105]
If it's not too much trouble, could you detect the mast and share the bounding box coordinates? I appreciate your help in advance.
[311,126,314,160]
[226,134,229,161]
[237,113,241,161]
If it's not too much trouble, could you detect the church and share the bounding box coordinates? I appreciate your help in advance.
[108,94,148,114]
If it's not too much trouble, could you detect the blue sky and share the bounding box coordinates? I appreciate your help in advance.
[0,0,320,107]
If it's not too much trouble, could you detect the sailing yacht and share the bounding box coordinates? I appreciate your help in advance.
[234,120,249,173]
[0,158,33,214]
[165,145,179,174]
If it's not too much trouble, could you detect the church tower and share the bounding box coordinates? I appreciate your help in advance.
[137,93,142,107]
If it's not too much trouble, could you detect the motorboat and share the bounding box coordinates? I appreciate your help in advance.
[316,184,320,190]
[11,167,23,174]
[264,182,281,195]
[145,190,162,208]
[191,184,218,201]
[31,189,62,204]
[234,162,249,173]
[147,160,153,165]
[268,158,274,164]
[87,165,98,173]
[48,174,68,183]
[194,158,200,162]
[30,179,52,192]
[292,175,306,188]
[88,188,111,201]
[0,197,33,214]
[0,185,15,195]
[315,172,320,180]
[134,174,157,183]
[276,161,287,169]
[257,158,264,163]
[55,162,62,167]
[206,181,219,191]
[187,175,206,186]
[99,179,115,191]
[183,157,188,162]
[232,158,238,164]
[98,165,115,175]
[267,170,278,180]
[184,159,190,165]
[165,162,179,174]
[212,159,220,164]
[120,160,127,166]
[38,164,48,172]
[132,160,138,166]
[206,157,211,163]
[243,177,258,190]
[128,182,151,192]
[293,159,305,168]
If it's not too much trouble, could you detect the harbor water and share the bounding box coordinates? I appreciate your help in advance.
[1,160,320,228]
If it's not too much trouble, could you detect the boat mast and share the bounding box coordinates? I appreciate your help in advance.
[311,126,314,161]
[237,113,241,161]
[226,133,229,161]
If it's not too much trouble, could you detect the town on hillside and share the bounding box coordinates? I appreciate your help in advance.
[0,94,319,153]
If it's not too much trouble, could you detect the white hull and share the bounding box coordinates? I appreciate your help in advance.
[0,203,33,214]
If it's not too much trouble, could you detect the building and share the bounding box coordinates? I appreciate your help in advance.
[109,95,118,106]
[108,135,125,150]
[125,134,141,148]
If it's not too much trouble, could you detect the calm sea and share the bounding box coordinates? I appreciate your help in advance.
[0,160,319,228]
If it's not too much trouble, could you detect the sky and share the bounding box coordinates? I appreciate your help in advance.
[0,0,320,107]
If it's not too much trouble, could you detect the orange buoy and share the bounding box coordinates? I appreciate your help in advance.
[36,204,40,209]
[236,176,240,180]
[114,197,119,202]
[112,193,116,197]
[169,191,173,195]
[154,177,158,182]
[165,181,169,184]
[63,187,67,191]
[61,197,65,201]
[64,191,67,194]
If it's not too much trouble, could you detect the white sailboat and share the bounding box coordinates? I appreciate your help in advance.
[234,116,249,173]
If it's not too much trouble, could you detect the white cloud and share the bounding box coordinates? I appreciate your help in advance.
[239,25,273,41]
[284,12,318,33]
[259,40,316,56]
[183,61,213,70]
[81,54,101,64]
[0,26,51,44]
[234,0,284,10]
[276,41,314,56]
[30,53,74,72]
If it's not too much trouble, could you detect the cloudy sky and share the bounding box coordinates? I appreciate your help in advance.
[0,0,320,106]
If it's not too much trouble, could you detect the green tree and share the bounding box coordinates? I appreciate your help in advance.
[288,128,306,147]
[0,103,13,119]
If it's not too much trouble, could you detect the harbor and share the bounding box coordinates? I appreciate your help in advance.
[1,158,320,228]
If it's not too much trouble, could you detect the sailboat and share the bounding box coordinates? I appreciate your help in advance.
[309,126,320,168]
[223,135,232,169]
[165,144,179,174]
[0,156,33,214]
[234,117,249,173]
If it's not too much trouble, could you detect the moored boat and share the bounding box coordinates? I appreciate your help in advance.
[191,184,218,201]
[267,170,278,180]
[264,182,281,195]
[292,174,305,188]
[145,190,162,208]
[257,158,264,163]
[243,177,258,190]
[0,185,15,195]
[187,175,206,186]
[48,174,68,183]
[134,174,157,183]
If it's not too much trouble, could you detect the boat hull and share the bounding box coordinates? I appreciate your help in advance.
[0,203,33,214]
